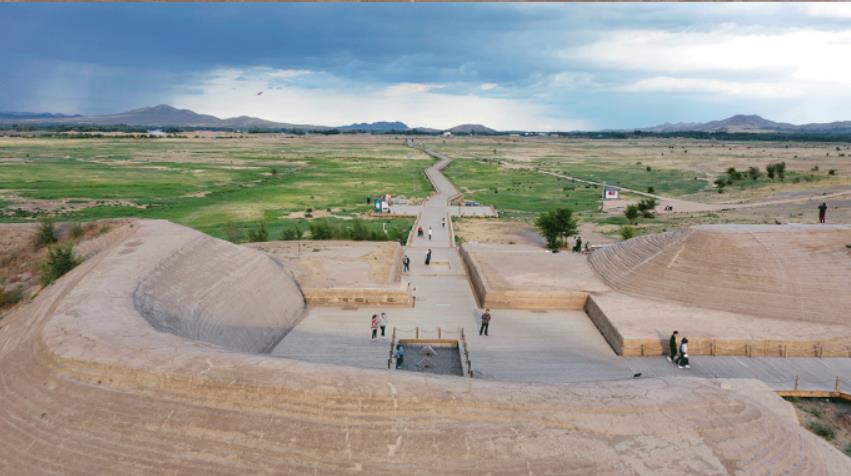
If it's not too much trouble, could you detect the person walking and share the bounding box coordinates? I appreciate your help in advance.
[818,202,828,223]
[441,217,446,228]
[395,344,405,369]
[370,314,378,340]
[379,312,387,337]
[402,255,410,273]
[417,226,424,238]
[425,249,432,266]
[479,308,491,336]
[668,330,679,363]
[677,337,690,369]
[428,226,433,240]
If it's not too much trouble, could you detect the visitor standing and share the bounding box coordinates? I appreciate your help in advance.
[818,202,828,223]
[371,314,378,340]
[668,330,679,363]
[425,249,432,266]
[442,217,446,228]
[428,226,433,240]
[479,308,491,336]
[395,344,405,369]
[417,226,424,238]
[677,337,690,369]
[402,255,410,272]
[379,312,387,337]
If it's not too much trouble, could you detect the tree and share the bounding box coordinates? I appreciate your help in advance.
[247,223,269,242]
[747,166,761,180]
[620,226,637,240]
[637,197,657,218]
[624,204,640,225]
[535,208,578,251]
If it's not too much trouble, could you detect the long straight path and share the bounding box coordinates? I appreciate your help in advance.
[274,144,849,392]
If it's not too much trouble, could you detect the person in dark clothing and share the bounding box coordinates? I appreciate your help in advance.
[425,249,432,266]
[668,330,679,363]
[818,202,828,223]
[402,255,410,272]
[417,226,424,238]
[479,308,491,336]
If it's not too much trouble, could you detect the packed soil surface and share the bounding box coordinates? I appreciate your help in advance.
[247,240,401,288]
[788,398,851,458]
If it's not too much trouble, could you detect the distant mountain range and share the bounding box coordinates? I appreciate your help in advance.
[0,104,495,134]
[639,114,851,134]
[3,106,848,135]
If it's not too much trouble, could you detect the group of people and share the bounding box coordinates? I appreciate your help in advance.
[370,312,388,339]
[416,226,433,240]
[668,330,690,369]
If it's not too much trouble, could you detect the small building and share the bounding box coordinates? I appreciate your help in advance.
[442,131,452,137]
[603,186,620,200]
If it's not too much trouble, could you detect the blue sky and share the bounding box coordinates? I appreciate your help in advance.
[2,3,851,130]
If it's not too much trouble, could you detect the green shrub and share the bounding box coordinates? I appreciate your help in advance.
[535,208,578,251]
[620,226,636,240]
[247,223,269,242]
[349,219,370,241]
[807,421,834,440]
[828,169,836,176]
[34,217,58,247]
[646,186,654,194]
[637,197,657,218]
[624,204,640,225]
[40,245,78,286]
[309,220,335,240]
[224,223,244,243]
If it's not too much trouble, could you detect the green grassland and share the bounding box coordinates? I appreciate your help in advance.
[0,136,430,240]
[442,159,603,219]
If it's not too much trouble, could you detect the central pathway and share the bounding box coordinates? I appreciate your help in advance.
[273,145,850,391]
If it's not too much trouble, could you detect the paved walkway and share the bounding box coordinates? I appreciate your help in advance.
[273,145,849,392]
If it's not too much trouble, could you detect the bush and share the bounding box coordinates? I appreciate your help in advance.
[40,245,78,286]
[70,222,85,239]
[224,223,244,243]
[747,166,761,180]
[309,220,335,240]
[637,197,657,218]
[828,169,836,176]
[620,226,636,240]
[646,186,654,194]
[0,286,23,306]
[624,204,640,225]
[766,162,786,181]
[807,421,834,440]
[349,219,371,241]
[247,223,269,242]
[34,217,58,247]
[280,226,302,240]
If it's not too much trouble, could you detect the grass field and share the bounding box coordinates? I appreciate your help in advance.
[0,136,430,240]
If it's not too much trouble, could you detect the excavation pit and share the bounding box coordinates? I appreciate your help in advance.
[396,339,464,376]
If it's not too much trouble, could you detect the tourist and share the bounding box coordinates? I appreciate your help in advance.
[395,344,405,369]
[379,312,387,337]
[425,249,432,266]
[402,255,410,272]
[573,236,582,253]
[479,308,491,336]
[677,337,690,369]
[441,217,446,228]
[818,202,828,223]
[428,226,433,240]
[668,330,679,363]
[417,226,424,238]
[371,314,378,340]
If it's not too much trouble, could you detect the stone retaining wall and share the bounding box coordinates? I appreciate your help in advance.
[303,286,413,308]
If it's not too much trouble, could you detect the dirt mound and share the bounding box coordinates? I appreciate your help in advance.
[589,224,851,325]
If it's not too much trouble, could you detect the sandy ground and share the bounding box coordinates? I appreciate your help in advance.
[246,240,401,288]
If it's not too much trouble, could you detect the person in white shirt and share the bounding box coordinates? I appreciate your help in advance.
[677,337,690,369]
[379,312,387,337]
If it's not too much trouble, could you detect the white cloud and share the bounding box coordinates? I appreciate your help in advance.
[620,76,799,98]
[561,28,851,97]
[803,4,851,19]
[171,67,588,131]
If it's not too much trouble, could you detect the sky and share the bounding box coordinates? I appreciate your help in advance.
[2,3,851,131]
